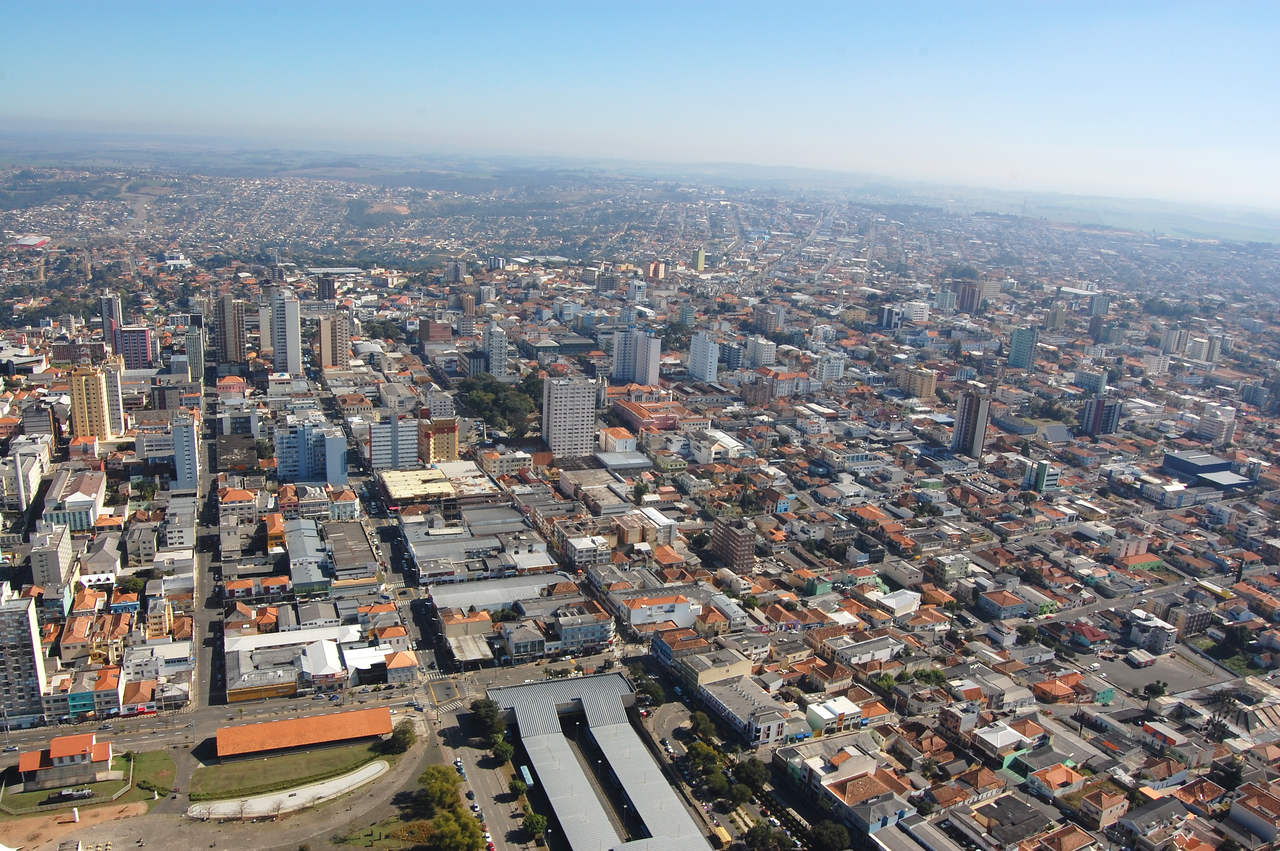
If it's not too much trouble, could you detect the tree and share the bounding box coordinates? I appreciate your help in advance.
[419,765,462,814]
[744,821,785,851]
[470,698,506,741]
[508,778,528,798]
[689,711,716,740]
[382,720,417,754]
[428,806,485,851]
[115,575,146,596]
[1144,681,1168,697]
[734,757,769,791]
[1016,624,1039,645]
[729,783,752,806]
[522,810,547,839]
[491,740,514,764]
[633,481,649,505]
[704,771,730,798]
[686,741,719,776]
[811,820,851,851]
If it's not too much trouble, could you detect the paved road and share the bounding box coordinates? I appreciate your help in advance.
[437,714,530,851]
[186,759,389,819]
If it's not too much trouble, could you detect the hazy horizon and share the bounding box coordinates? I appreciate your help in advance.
[3,2,1278,210]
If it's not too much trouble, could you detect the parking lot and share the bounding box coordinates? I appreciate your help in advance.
[1088,646,1233,696]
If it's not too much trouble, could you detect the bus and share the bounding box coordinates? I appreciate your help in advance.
[520,765,535,788]
[709,825,732,848]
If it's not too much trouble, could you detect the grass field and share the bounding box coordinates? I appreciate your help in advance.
[189,741,386,801]
[0,750,176,816]
[1192,636,1266,676]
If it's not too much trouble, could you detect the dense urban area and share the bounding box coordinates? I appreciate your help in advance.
[3,162,1280,851]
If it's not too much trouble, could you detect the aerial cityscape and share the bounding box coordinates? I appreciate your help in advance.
[3,4,1280,851]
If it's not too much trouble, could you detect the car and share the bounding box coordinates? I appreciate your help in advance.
[2,746,17,753]
[455,757,463,765]
[466,790,476,800]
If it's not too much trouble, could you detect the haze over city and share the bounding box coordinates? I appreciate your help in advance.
[3,1,1279,208]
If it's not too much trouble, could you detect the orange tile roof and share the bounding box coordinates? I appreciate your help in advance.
[216,706,393,757]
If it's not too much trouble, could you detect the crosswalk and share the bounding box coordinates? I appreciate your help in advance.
[436,699,464,713]
[425,671,452,681]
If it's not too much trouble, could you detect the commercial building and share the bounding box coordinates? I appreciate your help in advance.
[275,414,347,485]
[115,325,153,369]
[419,417,460,464]
[952,385,991,459]
[271,288,303,375]
[214,294,247,364]
[171,408,201,491]
[712,517,755,573]
[542,377,597,459]
[1008,326,1038,369]
[0,589,48,728]
[484,321,510,380]
[368,413,420,470]
[1080,395,1122,436]
[216,706,392,757]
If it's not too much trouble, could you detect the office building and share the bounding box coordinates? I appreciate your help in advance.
[721,342,743,371]
[1008,326,1038,370]
[712,517,756,573]
[31,525,74,588]
[1046,303,1067,331]
[692,246,706,272]
[185,326,205,384]
[271,288,303,375]
[484,322,511,381]
[611,328,660,386]
[0,590,48,728]
[369,414,419,470]
[542,377,597,459]
[316,274,337,301]
[214,295,247,364]
[99,291,121,352]
[1080,396,1122,436]
[115,325,153,369]
[1197,403,1237,446]
[1074,369,1108,395]
[318,310,352,369]
[898,367,937,399]
[815,354,846,383]
[1031,460,1060,492]
[952,385,991,459]
[69,366,114,440]
[275,415,348,485]
[879,306,903,330]
[934,288,957,313]
[688,331,719,383]
[901,301,930,323]
[171,409,201,492]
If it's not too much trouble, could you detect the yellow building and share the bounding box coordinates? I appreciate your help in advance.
[419,417,460,464]
[69,366,113,439]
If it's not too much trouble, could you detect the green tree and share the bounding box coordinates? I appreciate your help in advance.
[811,820,850,851]
[734,757,769,790]
[428,806,484,851]
[686,741,719,776]
[1144,681,1168,697]
[744,821,785,851]
[508,777,528,798]
[382,720,417,754]
[419,764,462,814]
[522,810,548,839]
[470,698,506,740]
[704,771,730,798]
[689,711,716,740]
[729,783,752,806]
[1016,624,1039,645]
[115,575,146,596]
[491,740,514,764]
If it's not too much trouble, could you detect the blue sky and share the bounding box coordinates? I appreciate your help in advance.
[3,1,1277,207]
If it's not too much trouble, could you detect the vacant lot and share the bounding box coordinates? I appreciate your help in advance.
[189,741,384,801]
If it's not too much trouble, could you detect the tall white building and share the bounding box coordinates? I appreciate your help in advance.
[271,288,303,376]
[815,354,846,383]
[746,336,777,368]
[688,331,719,383]
[0,588,48,728]
[185,326,205,384]
[901,301,930,323]
[542,377,597,459]
[102,355,126,436]
[1197,403,1237,446]
[171,409,201,492]
[369,414,420,470]
[484,322,511,381]
[612,329,661,385]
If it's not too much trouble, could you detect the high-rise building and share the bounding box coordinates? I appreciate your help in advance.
[542,377,597,459]
[1008,326,1038,370]
[1161,327,1189,355]
[0,589,49,728]
[185,326,205,384]
[879,306,903,330]
[815,354,846,383]
[419,417,460,464]
[1046,303,1067,331]
[1080,395,1122,436]
[69,366,114,440]
[116,325,153,369]
[721,342,744,371]
[214,295,247,365]
[99,292,122,352]
[1032,459,1060,492]
[1073,369,1108,395]
[752,302,785,334]
[1089,293,1111,317]
[98,356,125,436]
[317,274,337,301]
[31,525,74,588]
[956,280,983,314]
[275,415,348,484]
[369,414,420,470]
[171,409,201,491]
[934,289,957,313]
[446,259,467,283]
[484,322,511,381]
[688,331,719,383]
[952,385,991,459]
[745,336,776,368]
[898,367,937,399]
[679,303,696,326]
[271,289,303,375]
[318,311,353,370]
[1197,403,1237,446]
[712,517,755,573]
[627,280,647,304]
[692,247,706,273]
[612,328,660,385]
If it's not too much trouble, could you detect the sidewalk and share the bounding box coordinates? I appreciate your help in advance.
[186,759,388,820]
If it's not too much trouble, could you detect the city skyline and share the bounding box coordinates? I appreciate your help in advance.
[2,2,1278,209]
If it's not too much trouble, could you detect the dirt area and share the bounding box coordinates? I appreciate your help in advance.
[0,802,147,850]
